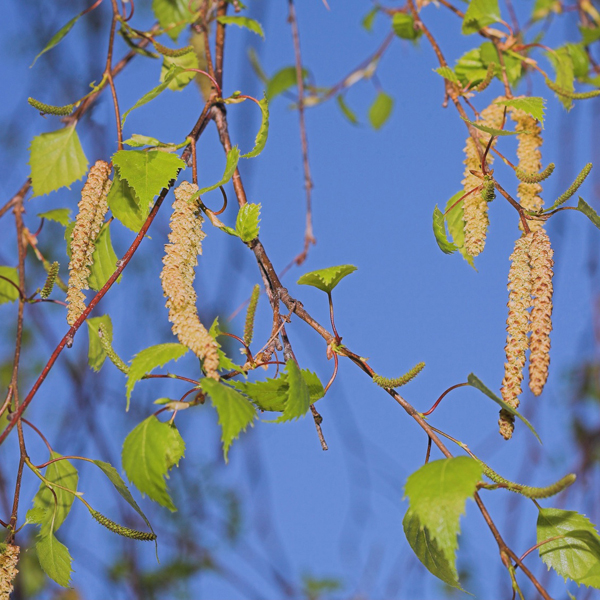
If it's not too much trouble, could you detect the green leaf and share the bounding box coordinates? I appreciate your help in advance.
[403,509,464,590]
[112,150,185,215]
[29,126,88,197]
[445,192,475,268]
[404,457,482,584]
[461,117,517,136]
[87,224,118,291]
[434,67,460,83]
[580,26,600,46]
[31,14,80,66]
[200,378,257,462]
[275,360,311,423]
[462,0,501,35]
[87,315,113,372]
[297,264,357,294]
[0,266,19,304]
[107,171,146,232]
[123,134,187,150]
[392,13,422,41]
[533,0,562,21]
[217,16,264,38]
[121,66,184,125]
[37,208,71,227]
[336,94,359,125]
[122,416,185,512]
[577,197,600,230]
[466,373,542,443]
[454,48,490,86]
[196,146,240,195]
[495,97,546,126]
[235,203,261,242]
[160,52,198,92]
[242,97,269,159]
[547,47,575,110]
[362,7,378,32]
[152,0,194,41]
[432,205,458,255]
[35,533,73,588]
[126,343,188,409]
[208,318,245,373]
[537,508,600,588]
[266,66,307,100]
[368,92,394,130]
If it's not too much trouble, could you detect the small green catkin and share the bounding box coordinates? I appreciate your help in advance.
[154,42,195,57]
[40,262,59,299]
[89,509,156,541]
[244,284,260,346]
[475,62,496,92]
[28,97,75,116]
[552,163,593,208]
[480,175,496,202]
[544,78,600,99]
[481,463,576,499]
[373,362,425,389]
[515,162,555,184]
[98,324,130,374]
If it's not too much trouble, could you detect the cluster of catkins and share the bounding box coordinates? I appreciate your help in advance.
[0,544,19,600]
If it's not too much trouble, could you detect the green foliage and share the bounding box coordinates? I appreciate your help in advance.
[35,532,73,588]
[0,266,19,304]
[445,193,475,268]
[122,416,185,512]
[31,14,80,66]
[432,205,458,255]
[434,66,460,84]
[242,97,269,159]
[266,66,308,100]
[87,224,118,291]
[107,171,146,232]
[467,373,541,443]
[112,150,185,215]
[462,0,501,35]
[29,126,88,197]
[37,208,71,226]
[547,47,575,110]
[532,0,562,21]
[235,203,261,242]
[195,146,240,195]
[537,508,600,589]
[368,91,393,130]
[126,343,188,409]
[403,457,482,589]
[577,197,600,230]
[87,314,113,372]
[160,51,198,92]
[275,360,311,423]
[392,13,422,41]
[217,16,264,38]
[336,94,359,125]
[297,264,357,294]
[200,378,257,462]
[152,0,195,41]
[362,7,378,32]
[495,97,546,126]
[208,318,245,373]
[462,117,516,136]
[123,134,187,150]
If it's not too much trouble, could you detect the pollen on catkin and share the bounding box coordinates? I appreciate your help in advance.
[0,544,20,600]
[529,228,554,396]
[160,181,220,379]
[511,106,545,232]
[462,98,506,256]
[499,233,533,440]
[66,160,111,325]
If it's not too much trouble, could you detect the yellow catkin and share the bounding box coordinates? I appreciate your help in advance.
[0,544,20,600]
[462,98,506,256]
[160,181,219,379]
[529,228,554,396]
[66,160,111,325]
[499,233,533,440]
[511,106,545,231]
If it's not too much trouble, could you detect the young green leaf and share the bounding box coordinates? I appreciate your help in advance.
[230,377,288,412]
[160,52,198,92]
[123,134,187,150]
[461,117,516,136]
[537,508,600,589]
[31,14,80,66]
[336,94,359,125]
[37,208,71,227]
[462,0,501,35]
[0,267,19,304]
[29,126,88,197]
[547,47,575,110]
[576,197,600,230]
[235,203,261,242]
[122,416,185,512]
[126,343,188,409]
[368,92,393,130]
[495,97,546,126]
[432,205,458,255]
[217,16,265,38]
[107,171,146,232]
[201,378,257,462]
[87,315,113,372]
[297,264,357,294]
[208,318,245,373]
[275,360,311,423]
[242,97,269,159]
[454,47,490,86]
[434,66,460,83]
[532,0,562,21]
[467,373,541,443]
[112,150,185,215]
[392,13,422,41]
[196,146,240,195]
[566,42,589,80]
[362,7,378,32]
[87,224,118,291]
[35,532,73,588]
[445,192,475,268]
[403,457,482,584]
[266,66,308,100]
[152,0,195,41]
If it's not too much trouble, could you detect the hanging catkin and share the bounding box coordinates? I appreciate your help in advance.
[0,544,20,600]
[160,181,219,379]
[66,160,111,325]
[528,228,554,396]
[462,99,505,256]
[499,233,533,440]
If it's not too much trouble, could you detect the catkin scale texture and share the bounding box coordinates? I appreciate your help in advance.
[0,544,19,600]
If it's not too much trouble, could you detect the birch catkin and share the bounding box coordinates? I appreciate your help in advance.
[462,99,505,256]
[66,160,111,325]
[499,234,533,440]
[529,229,554,396]
[160,181,219,379]
[0,544,19,600]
